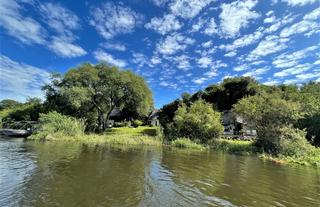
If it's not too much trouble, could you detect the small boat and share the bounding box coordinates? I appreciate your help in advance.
[0,129,32,137]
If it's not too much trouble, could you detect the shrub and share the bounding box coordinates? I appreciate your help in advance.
[171,138,204,150]
[132,120,143,128]
[30,112,85,140]
[167,100,224,143]
[233,94,304,154]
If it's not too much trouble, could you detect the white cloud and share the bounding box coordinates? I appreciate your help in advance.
[225,51,237,57]
[282,0,317,6]
[0,1,87,58]
[204,18,218,35]
[197,56,213,68]
[152,0,170,7]
[0,55,51,101]
[49,38,87,58]
[103,42,126,51]
[263,80,280,85]
[0,0,46,45]
[93,50,127,68]
[175,55,192,70]
[39,2,80,40]
[219,0,260,38]
[272,45,318,68]
[247,35,288,61]
[156,33,195,55]
[132,52,148,67]
[242,67,269,77]
[204,70,218,78]
[193,77,207,84]
[280,8,320,38]
[234,64,249,71]
[90,2,143,39]
[190,17,206,32]
[219,30,263,52]
[170,0,214,19]
[201,40,213,48]
[150,56,162,65]
[274,63,312,77]
[145,14,182,35]
[296,72,320,80]
[264,15,276,24]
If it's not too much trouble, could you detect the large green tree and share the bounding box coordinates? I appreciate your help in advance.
[233,94,306,154]
[43,63,153,131]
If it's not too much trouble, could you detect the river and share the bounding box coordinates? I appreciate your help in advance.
[0,136,319,207]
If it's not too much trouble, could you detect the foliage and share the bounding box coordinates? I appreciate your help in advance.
[30,112,85,140]
[167,100,224,143]
[132,120,143,128]
[233,94,305,154]
[43,63,153,131]
[0,98,43,122]
[29,125,162,147]
[0,99,22,110]
[210,139,255,155]
[171,138,205,150]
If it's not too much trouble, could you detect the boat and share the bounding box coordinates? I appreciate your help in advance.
[0,129,32,137]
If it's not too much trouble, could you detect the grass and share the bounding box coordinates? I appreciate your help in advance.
[29,126,162,147]
[260,147,320,167]
[170,138,205,150]
[210,139,256,155]
[210,139,320,167]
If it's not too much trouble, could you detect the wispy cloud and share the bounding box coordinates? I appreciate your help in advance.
[156,33,195,55]
[90,2,143,39]
[145,14,182,35]
[0,55,51,101]
[219,0,260,38]
[0,0,46,45]
[93,50,127,68]
[170,0,214,19]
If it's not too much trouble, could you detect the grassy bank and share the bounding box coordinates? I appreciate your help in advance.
[170,138,206,150]
[29,126,162,147]
[210,139,320,167]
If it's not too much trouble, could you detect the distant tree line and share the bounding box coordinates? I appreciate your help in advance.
[0,63,154,132]
[159,77,320,148]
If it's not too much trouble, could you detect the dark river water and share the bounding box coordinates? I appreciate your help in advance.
[0,136,319,207]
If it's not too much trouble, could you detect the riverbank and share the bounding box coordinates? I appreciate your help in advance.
[28,126,163,147]
[28,126,320,167]
[210,139,320,167]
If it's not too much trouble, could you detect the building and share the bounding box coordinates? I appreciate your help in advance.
[148,110,160,126]
[222,110,256,137]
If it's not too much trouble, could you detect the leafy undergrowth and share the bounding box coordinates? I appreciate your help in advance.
[260,147,320,167]
[209,139,256,155]
[170,138,205,150]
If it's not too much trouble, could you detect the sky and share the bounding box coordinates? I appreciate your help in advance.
[0,0,319,108]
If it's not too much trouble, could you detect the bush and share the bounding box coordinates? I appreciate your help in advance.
[132,120,143,128]
[167,100,224,143]
[233,94,304,154]
[277,126,310,157]
[171,138,204,150]
[30,112,85,140]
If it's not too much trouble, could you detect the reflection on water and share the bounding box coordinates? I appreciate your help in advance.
[0,137,319,207]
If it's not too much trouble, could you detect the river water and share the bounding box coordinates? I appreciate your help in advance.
[0,136,319,207]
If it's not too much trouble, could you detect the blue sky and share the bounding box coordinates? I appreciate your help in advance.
[0,0,319,108]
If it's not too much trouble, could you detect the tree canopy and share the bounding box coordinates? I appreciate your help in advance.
[43,63,153,131]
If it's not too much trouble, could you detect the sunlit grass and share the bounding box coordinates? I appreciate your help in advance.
[171,138,205,150]
[209,139,256,155]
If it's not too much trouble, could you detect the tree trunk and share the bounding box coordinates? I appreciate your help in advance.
[98,111,106,132]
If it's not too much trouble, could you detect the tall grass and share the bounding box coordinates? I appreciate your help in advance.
[29,112,85,140]
[171,138,205,150]
[210,139,255,155]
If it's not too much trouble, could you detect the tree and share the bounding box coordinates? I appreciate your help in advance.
[44,63,153,131]
[0,99,22,110]
[233,94,305,154]
[168,100,224,143]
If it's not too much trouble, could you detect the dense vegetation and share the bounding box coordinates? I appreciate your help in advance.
[0,63,319,166]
